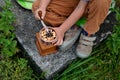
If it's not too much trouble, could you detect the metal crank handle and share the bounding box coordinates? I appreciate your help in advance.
[38,11,49,33]
[41,20,49,32]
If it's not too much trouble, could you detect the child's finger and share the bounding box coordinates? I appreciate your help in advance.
[35,14,40,20]
[41,12,46,19]
[54,40,63,46]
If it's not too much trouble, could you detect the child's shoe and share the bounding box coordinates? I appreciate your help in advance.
[59,25,81,51]
[76,29,96,58]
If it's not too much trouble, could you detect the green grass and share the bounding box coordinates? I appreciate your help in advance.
[0,0,41,80]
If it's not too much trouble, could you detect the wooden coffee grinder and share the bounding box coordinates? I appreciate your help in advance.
[35,11,58,56]
[35,31,58,56]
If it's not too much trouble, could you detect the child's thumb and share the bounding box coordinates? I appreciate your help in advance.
[41,12,46,19]
[41,15,44,19]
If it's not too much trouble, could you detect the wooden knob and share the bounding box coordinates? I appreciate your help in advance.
[38,11,42,19]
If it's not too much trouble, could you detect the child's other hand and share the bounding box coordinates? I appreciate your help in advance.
[52,27,65,46]
[34,8,46,20]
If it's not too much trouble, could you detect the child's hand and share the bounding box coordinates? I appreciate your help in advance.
[34,8,46,20]
[52,27,65,46]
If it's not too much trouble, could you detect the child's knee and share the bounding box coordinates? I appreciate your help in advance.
[95,0,111,10]
[32,0,40,13]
